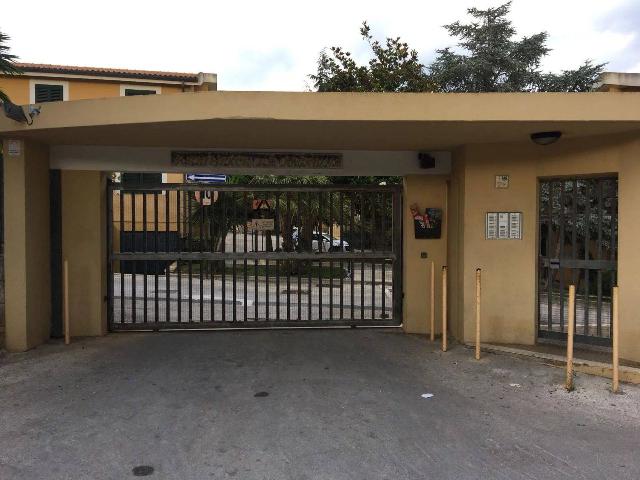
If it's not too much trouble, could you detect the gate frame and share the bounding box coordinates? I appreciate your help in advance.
[106,182,403,331]
[536,174,618,347]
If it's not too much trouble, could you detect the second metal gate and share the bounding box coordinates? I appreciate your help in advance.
[108,182,402,330]
[537,176,618,346]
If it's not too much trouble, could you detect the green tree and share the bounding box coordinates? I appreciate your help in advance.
[429,3,605,92]
[310,22,435,92]
[311,2,605,93]
[0,31,21,102]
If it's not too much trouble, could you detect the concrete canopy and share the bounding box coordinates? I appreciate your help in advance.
[1,91,640,150]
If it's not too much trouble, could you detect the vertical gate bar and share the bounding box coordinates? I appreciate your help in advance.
[297,191,302,320]
[143,192,148,323]
[572,179,578,288]
[381,192,386,319]
[222,191,227,321]
[243,192,248,323]
[584,180,591,335]
[107,182,114,330]
[318,191,323,321]
[611,180,618,337]
[188,191,193,321]
[154,192,159,324]
[119,190,125,324]
[329,190,334,322]
[265,193,269,321]
[200,192,204,322]
[546,182,553,332]
[286,193,291,322]
[360,192,365,321]
[214,191,219,322]
[350,192,355,321]
[177,190,182,323]
[371,192,376,319]
[559,181,565,334]
[131,192,137,324]
[392,188,403,323]
[253,195,258,321]
[165,189,170,323]
[232,192,237,322]
[339,192,344,320]
[307,194,312,321]
[275,193,280,322]
[596,179,604,337]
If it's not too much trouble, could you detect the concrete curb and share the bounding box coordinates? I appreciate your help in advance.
[468,343,640,385]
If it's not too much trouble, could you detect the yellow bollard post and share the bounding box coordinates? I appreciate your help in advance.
[566,285,576,391]
[612,286,620,393]
[475,268,481,360]
[430,261,435,342]
[63,259,70,345]
[442,266,448,352]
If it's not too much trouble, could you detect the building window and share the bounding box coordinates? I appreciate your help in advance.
[120,85,162,96]
[29,80,69,103]
[124,89,157,96]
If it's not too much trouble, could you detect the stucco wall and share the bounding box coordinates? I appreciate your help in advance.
[455,132,639,361]
[3,139,51,351]
[61,170,107,337]
[0,76,186,104]
[403,175,448,335]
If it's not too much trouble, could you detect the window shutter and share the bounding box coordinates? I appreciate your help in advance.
[124,89,157,96]
[34,84,64,103]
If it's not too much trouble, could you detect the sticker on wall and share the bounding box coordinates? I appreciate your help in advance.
[7,139,21,156]
[411,204,442,239]
[486,212,522,240]
[495,175,509,189]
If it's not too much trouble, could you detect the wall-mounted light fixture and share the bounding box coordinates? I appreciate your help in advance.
[530,131,562,146]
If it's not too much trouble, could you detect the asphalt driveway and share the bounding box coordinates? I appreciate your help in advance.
[0,329,638,479]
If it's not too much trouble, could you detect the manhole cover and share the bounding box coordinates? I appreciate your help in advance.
[254,391,269,397]
[132,465,154,476]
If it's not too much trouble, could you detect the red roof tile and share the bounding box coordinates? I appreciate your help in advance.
[14,63,200,83]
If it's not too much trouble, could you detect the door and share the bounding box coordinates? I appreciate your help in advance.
[537,176,618,346]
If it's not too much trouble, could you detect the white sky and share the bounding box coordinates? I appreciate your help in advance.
[3,0,639,91]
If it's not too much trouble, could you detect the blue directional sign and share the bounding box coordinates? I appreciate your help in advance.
[185,173,227,184]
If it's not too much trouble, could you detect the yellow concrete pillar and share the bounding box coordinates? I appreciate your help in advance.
[61,170,107,337]
[3,139,51,352]
[402,175,448,335]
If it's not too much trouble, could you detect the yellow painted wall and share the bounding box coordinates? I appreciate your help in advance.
[453,132,640,362]
[61,170,107,336]
[403,175,448,335]
[0,75,188,104]
[2,139,51,351]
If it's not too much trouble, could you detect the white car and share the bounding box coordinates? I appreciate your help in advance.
[291,229,350,252]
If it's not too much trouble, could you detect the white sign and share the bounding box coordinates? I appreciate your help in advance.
[195,191,216,205]
[251,218,275,231]
[7,140,21,156]
[495,175,509,189]
[486,213,498,239]
[486,212,522,240]
[509,213,522,239]
[498,213,509,239]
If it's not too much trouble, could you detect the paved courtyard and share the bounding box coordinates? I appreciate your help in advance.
[0,330,638,479]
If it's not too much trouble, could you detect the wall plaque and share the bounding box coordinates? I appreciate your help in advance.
[172,151,343,170]
[486,212,522,240]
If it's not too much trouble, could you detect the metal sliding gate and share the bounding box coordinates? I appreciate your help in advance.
[537,176,618,346]
[107,183,402,330]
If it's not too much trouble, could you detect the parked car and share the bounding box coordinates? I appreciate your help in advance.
[291,228,350,252]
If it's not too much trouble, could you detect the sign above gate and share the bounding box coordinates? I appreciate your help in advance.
[172,151,343,170]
